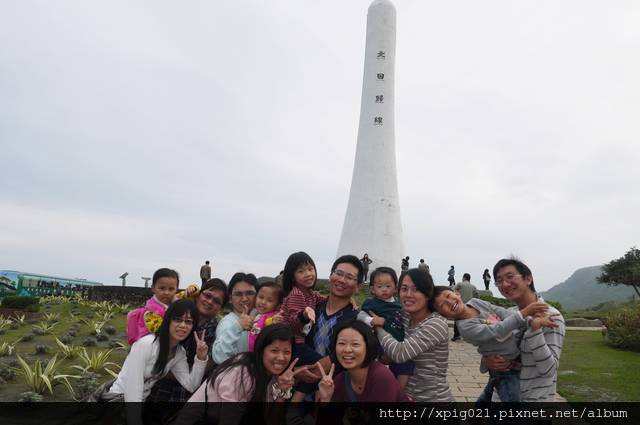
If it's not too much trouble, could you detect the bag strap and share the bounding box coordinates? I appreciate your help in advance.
[203,378,209,420]
[343,373,358,402]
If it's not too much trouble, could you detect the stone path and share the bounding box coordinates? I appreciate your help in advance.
[446,325,566,402]
[446,327,489,401]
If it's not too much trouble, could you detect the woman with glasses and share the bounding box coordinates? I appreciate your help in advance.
[103,299,208,425]
[370,268,454,402]
[144,279,228,419]
[212,272,259,364]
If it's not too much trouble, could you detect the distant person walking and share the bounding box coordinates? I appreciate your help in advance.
[447,266,455,286]
[451,273,479,341]
[418,259,429,273]
[360,253,373,282]
[200,261,212,285]
[482,269,491,291]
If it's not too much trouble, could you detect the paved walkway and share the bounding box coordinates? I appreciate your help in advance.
[446,326,566,402]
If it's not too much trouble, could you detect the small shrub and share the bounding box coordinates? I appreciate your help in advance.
[34,344,49,355]
[21,333,35,342]
[96,333,109,342]
[18,392,44,403]
[545,299,566,316]
[75,372,100,399]
[0,363,17,381]
[5,357,19,368]
[103,325,117,335]
[605,305,640,351]
[1,296,40,310]
[82,337,97,347]
[59,334,73,344]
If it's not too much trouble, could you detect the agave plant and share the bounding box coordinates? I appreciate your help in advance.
[94,301,118,316]
[32,321,57,335]
[72,348,120,377]
[96,311,114,323]
[42,312,61,323]
[81,318,106,335]
[55,338,83,359]
[0,341,17,356]
[0,318,13,332]
[12,314,27,326]
[15,355,78,396]
[71,293,86,303]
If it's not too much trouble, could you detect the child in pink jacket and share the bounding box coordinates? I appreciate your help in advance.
[127,268,197,345]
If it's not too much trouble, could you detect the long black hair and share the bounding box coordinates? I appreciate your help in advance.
[152,299,199,376]
[208,324,294,402]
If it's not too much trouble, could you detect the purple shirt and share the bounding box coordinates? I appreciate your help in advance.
[332,360,412,402]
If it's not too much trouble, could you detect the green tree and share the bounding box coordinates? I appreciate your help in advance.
[598,247,640,298]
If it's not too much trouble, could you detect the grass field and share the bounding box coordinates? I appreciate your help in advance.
[558,330,640,401]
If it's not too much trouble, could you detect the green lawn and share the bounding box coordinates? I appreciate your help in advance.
[558,330,640,401]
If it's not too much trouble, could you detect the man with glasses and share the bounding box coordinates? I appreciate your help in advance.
[292,254,363,401]
[482,258,565,402]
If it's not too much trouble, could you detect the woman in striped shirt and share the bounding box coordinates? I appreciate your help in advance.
[371,268,454,402]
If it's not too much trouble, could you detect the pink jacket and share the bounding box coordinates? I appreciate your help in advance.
[126,296,168,345]
[248,310,278,351]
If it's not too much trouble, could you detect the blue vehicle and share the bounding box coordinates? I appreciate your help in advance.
[0,270,103,297]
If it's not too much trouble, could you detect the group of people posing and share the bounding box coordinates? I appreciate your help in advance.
[102,252,565,423]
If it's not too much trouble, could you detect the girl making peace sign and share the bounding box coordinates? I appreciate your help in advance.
[104,299,209,425]
[175,325,308,424]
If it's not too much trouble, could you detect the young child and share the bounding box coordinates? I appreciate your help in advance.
[357,266,415,389]
[248,281,284,351]
[429,286,558,402]
[126,268,198,345]
[279,252,326,361]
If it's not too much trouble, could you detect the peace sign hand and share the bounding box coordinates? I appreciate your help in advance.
[194,330,209,361]
[316,361,335,402]
[275,358,308,396]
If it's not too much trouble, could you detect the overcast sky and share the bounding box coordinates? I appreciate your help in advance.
[1,0,639,292]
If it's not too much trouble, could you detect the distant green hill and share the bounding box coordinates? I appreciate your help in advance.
[540,266,638,311]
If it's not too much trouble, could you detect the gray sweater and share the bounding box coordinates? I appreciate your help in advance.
[456,298,525,359]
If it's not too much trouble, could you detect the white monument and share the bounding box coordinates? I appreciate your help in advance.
[337,0,405,273]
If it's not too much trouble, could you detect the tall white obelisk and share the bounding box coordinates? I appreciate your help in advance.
[337,0,404,273]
